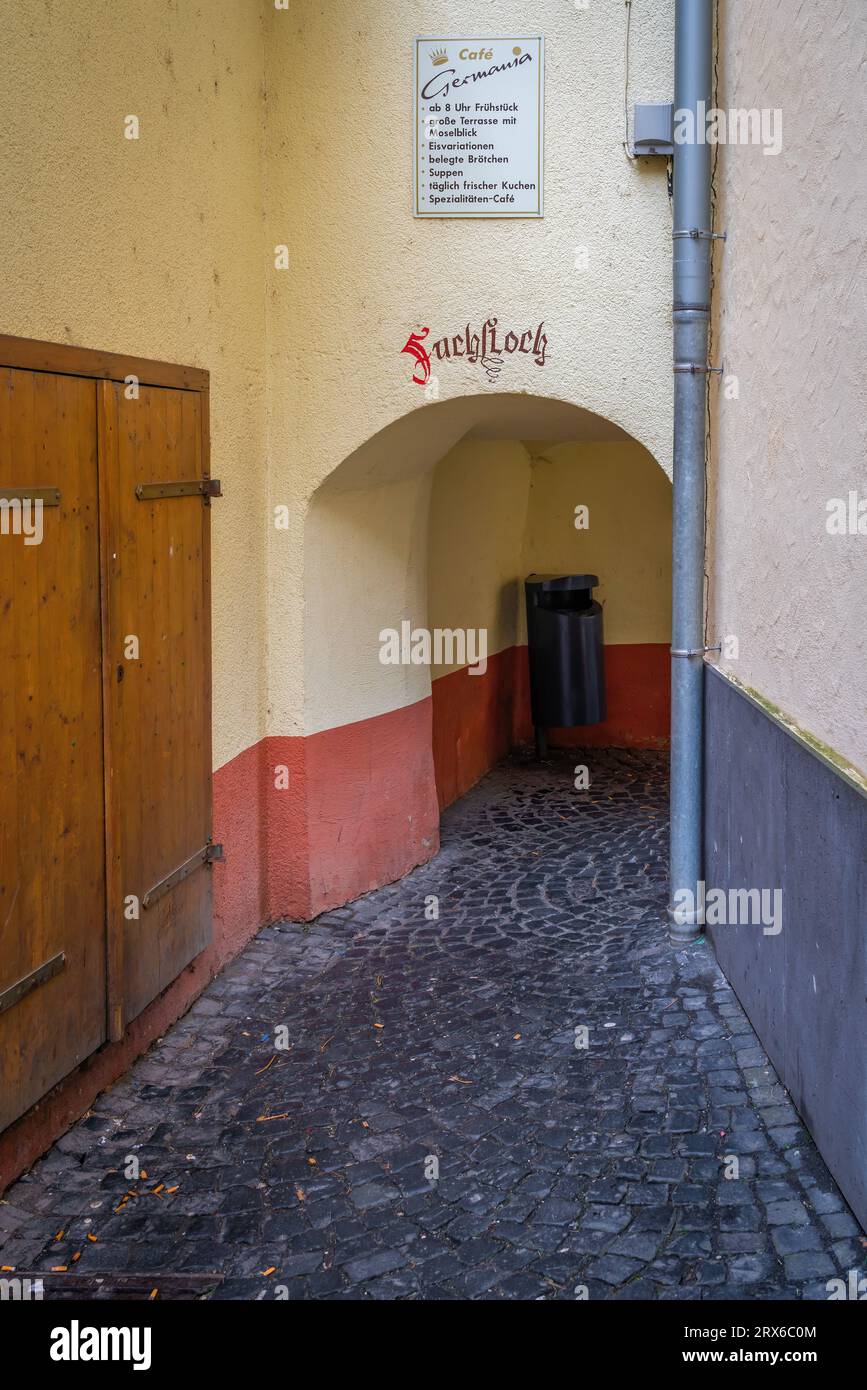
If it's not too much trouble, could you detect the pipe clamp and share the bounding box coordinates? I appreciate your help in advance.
[673,227,727,242]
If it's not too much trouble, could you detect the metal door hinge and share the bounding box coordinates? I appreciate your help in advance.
[135,479,222,503]
[0,952,66,1016]
[141,842,223,910]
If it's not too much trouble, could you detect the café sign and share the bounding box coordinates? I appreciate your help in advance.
[414,37,544,218]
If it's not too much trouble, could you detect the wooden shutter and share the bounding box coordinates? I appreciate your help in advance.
[0,339,214,1131]
[0,369,107,1129]
[99,381,215,1031]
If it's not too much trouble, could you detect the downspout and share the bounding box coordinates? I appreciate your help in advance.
[668,0,714,946]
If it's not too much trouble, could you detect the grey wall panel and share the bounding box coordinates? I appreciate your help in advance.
[704,664,867,1228]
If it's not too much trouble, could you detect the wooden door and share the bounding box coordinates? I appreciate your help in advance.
[99,381,214,1031]
[0,369,107,1128]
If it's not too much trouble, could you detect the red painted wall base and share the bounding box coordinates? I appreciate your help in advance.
[430,647,522,811]
[513,641,671,750]
[261,701,441,921]
[433,642,670,809]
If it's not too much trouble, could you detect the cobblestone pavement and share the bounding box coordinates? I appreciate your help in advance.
[2,750,864,1300]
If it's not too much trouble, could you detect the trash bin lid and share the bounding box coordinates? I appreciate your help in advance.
[525,573,599,591]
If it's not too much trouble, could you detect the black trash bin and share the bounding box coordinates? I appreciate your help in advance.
[524,573,606,758]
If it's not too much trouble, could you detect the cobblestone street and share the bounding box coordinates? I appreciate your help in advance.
[2,751,863,1300]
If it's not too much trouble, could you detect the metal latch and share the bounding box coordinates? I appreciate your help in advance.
[0,487,61,505]
[142,842,223,911]
[0,952,66,1016]
[135,479,222,503]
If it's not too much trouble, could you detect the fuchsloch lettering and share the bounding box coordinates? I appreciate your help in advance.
[401,317,547,386]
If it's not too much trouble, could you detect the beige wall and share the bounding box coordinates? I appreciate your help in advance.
[523,442,672,645]
[1,1,676,758]
[0,0,269,771]
[423,437,672,688]
[427,441,531,678]
[707,0,867,776]
[271,0,675,738]
[304,474,433,734]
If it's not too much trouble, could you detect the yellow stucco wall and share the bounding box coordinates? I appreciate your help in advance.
[523,442,672,645]
[425,439,669,683]
[285,0,675,736]
[304,474,433,734]
[1,1,676,756]
[307,430,673,730]
[0,0,269,771]
[427,441,531,679]
[423,437,672,688]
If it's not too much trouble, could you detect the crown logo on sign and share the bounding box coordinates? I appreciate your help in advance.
[430,48,448,66]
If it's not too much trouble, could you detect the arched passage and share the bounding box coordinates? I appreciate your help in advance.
[265,394,671,923]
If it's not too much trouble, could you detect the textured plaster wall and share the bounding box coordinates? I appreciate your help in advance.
[707,0,867,775]
[304,474,434,734]
[427,441,532,678]
[523,442,672,645]
[0,0,676,754]
[268,0,675,738]
[0,0,269,772]
[311,431,672,733]
[425,437,671,680]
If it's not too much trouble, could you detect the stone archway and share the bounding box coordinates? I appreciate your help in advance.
[257,394,671,924]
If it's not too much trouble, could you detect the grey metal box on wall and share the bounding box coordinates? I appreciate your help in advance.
[633,102,674,157]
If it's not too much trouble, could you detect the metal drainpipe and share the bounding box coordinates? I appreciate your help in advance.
[669,0,714,946]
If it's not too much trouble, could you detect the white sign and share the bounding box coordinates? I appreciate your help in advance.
[414,37,544,218]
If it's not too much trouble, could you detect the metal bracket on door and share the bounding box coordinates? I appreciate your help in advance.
[0,487,61,505]
[135,479,222,504]
[141,842,224,911]
[0,952,66,1016]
